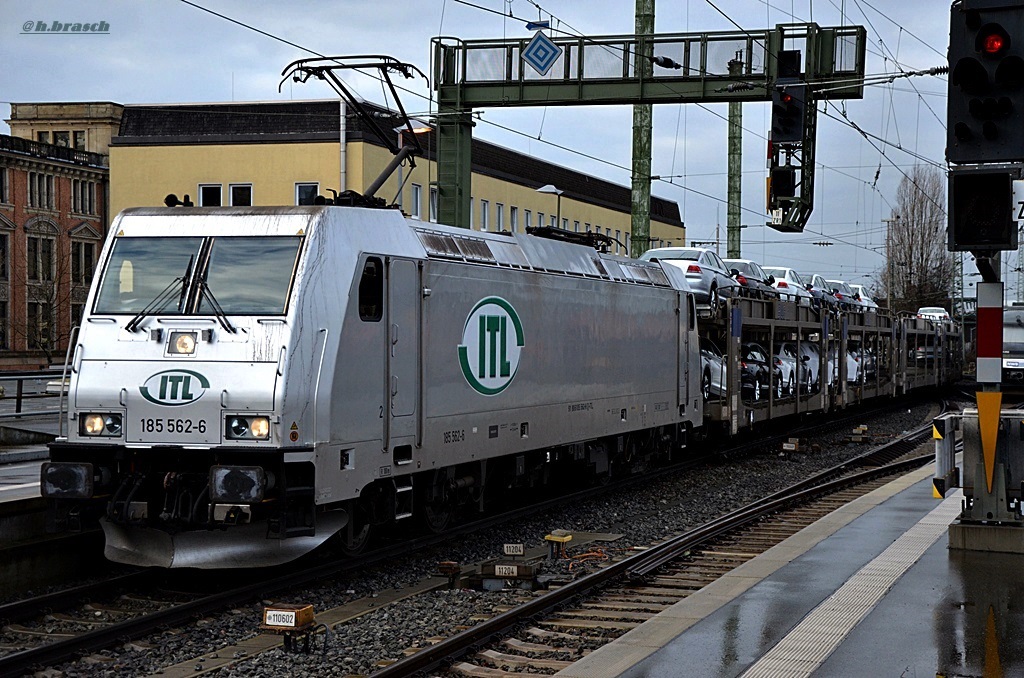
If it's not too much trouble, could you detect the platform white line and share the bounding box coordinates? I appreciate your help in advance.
[0,481,40,491]
[740,490,963,678]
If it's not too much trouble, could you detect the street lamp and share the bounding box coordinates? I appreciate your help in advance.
[536,184,563,228]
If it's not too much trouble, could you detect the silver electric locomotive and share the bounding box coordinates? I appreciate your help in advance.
[43,206,702,568]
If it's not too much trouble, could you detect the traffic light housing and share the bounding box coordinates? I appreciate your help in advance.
[948,166,1017,250]
[767,166,797,211]
[770,80,807,144]
[948,1,1024,163]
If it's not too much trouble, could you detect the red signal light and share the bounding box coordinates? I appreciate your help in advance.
[781,92,793,104]
[983,31,1007,55]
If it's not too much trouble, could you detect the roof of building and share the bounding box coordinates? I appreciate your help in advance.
[113,100,682,227]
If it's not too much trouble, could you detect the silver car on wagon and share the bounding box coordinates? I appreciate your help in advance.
[640,247,740,311]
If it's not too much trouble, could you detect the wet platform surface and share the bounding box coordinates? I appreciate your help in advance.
[559,464,1024,677]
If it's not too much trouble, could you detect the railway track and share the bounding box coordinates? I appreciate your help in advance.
[373,410,945,677]
[0,396,944,677]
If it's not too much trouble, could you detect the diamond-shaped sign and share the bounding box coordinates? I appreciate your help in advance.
[522,31,562,76]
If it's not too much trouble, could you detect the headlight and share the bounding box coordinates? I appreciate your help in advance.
[168,331,197,355]
[80,413,123,437]
[226,415,271,440]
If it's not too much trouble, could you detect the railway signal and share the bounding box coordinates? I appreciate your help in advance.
[770,81,807,144]
[948,166,1018,251]
[948,1,1024,163]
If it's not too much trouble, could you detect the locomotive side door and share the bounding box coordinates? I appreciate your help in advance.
[385,258,421,448]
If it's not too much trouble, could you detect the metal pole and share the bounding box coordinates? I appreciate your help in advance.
[629,0,655,258]
[727,54,743,259]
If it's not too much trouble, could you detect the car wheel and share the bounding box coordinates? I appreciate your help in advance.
[787,374,795,396]
[753,377,761,401]
[709,286,720,313]
[702,370,711,400]
[775,373,783,399]
[805,370,813,393]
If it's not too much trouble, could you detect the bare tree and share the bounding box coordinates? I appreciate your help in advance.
[877,165,954,313]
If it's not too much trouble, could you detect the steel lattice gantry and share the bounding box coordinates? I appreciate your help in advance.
[431,23,866,232]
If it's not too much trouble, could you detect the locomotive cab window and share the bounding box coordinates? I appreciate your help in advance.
[93,235,303,316]
[358,258,383,322]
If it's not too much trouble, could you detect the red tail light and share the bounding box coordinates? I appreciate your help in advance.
[835,292,844,299]
[737,274,748,285]
[778,281,788,288]
[687,264,701,274]
[741,361,747,368]
[774,357,782,366]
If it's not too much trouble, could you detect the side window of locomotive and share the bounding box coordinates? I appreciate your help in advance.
[94,236,204,314]
[358,257,383,322]
[199,236,302,314]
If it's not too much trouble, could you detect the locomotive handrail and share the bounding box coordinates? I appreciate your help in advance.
[57,325,79,438]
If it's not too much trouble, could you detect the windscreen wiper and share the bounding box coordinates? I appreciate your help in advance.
[198,279,237,334]
[125,256,194,333]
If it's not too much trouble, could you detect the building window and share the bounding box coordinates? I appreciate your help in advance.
[28,235,54,282]
[410,183,422,219]
[496,203,504,231]
[73,131,86,151]
[37,131,50,144]
[615,230,621,253]
[230,184,253,206]
[71,303,85,327]
[550,215,557,228]
[53,131,70,148]
[295,183,319,205]
[626,233,631,253]
[429,186,438,223]
[199,184,222,207]
[562,218,569,231]
[585,223,591,232]
[574,221,580,232]
[27,172,55,209]
[469,197,474,228]
[538,212,544,227]
[72,241,96,285]
[525,210,532,229]
[510,206,519,233]
[0,168,7,204]
[480,199,490,231]
[0,234,6,279]
[72,180,97,215]
[0,301,7,349]
[27,301,53,350]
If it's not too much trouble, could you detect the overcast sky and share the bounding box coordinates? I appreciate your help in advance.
[0,0,963,298]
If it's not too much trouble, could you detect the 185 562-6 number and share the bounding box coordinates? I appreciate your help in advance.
[140,418,207,434]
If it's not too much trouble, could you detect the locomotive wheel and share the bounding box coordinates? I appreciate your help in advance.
[339,501,372,556]
[418,470,454,534]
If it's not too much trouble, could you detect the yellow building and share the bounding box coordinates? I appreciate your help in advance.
[110,100,685,255]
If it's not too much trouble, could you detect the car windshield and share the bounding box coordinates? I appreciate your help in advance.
[764,267,792,281]
[727,261,755,276]
[94,235,303,315]
[920,307,945,314]
[643,250,699,261]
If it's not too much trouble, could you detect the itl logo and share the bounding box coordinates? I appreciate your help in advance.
[458,297,524,396]
[140,370,210,406]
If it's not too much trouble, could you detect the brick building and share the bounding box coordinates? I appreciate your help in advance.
[0,135,108,368]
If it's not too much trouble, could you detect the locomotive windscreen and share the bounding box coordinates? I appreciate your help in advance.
[93,236,303,316]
